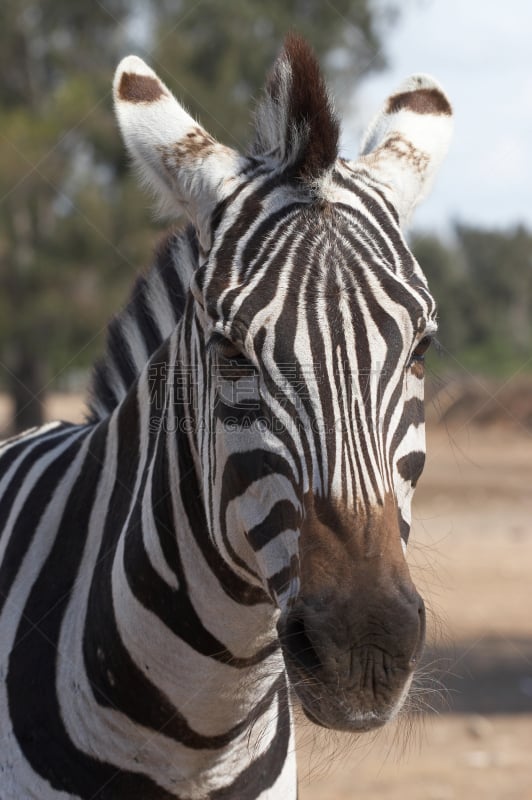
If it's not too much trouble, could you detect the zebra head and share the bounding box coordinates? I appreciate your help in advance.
[114,36,452,733]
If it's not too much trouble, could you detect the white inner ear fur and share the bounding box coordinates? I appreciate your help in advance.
[113,55,240,246]
[355,74,453,227]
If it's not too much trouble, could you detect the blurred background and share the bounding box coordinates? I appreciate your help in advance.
[0,0,531,797]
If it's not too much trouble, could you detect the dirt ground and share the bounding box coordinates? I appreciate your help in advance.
[1,394,531,798]
[298,423,532,800]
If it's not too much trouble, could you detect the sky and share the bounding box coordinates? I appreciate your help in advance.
[341,0,532,232]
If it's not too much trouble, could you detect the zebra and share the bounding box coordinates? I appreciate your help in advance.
[0,34,452,800]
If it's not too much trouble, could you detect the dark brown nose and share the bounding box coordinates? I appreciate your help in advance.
[279,584,426,731]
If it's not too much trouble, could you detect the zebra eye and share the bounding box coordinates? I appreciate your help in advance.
[410,335,432,363]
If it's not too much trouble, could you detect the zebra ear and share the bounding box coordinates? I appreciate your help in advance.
[113,56,240,247]
[356,75,453,227]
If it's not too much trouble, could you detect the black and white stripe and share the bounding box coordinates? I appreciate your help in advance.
[0,35,452,799]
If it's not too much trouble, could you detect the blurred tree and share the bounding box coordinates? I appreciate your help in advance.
[0,0,155,432]
[413,225,532,376]
[455,224,532,371]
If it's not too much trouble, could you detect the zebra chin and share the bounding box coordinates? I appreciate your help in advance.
[288,671,416,733]
[300,701,397,734]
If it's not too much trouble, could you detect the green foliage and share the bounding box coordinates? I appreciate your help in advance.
[0,1,157,428]
[413,225,532,378]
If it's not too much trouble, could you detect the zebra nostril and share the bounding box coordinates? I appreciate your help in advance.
[283,614,322,672]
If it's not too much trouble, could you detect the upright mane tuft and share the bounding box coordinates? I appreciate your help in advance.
[252,33,339,179]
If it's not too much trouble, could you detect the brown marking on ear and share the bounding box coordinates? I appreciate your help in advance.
[159,127,225,174]
[387,87,452,116]
[118,72,167,103]
[382,133,430,174]
[176,128,217,159]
